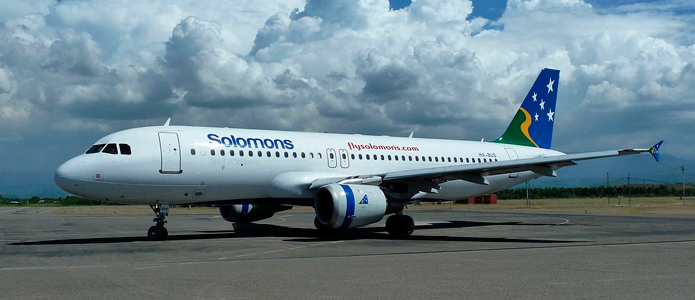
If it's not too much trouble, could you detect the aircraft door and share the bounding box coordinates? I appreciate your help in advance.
[504,148,519,178]
[338,149,349,168]
[159,132,182,174]
[326,148,337,168]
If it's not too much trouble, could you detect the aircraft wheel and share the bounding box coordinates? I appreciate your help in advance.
[161,227,169,238]
[386,215,415,237]
[147,226,166,240]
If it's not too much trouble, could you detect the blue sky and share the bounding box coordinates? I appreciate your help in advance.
[1,0,694,197]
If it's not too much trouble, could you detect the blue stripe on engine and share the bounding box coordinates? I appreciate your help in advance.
[339,185,355,229]
[242,204,249,214]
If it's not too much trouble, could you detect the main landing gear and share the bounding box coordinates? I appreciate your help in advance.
[148,202,170,240]
[385,213,415,237]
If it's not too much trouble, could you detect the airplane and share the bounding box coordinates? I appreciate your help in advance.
[54,68,662,240]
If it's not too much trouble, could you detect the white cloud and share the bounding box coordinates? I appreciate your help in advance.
[0,0,695,178]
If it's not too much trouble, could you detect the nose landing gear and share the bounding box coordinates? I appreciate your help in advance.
[148,202,170,240]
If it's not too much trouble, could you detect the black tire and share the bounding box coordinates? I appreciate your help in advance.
[161,227,169,238]
[147,226,161,240]
[385,215,415,237]
[401,215,415,236]
[385,215,399,235]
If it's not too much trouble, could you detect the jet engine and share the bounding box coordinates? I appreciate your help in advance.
[315,184,403,229]
[219,204,290,223]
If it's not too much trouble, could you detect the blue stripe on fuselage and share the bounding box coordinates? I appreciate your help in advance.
[339,185,355,229]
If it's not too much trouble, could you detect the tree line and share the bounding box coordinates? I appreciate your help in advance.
[496,184,694,199]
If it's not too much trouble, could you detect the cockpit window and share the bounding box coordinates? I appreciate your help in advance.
[119,144,132,155]
[86,144,106,154]
[102,143,118,155]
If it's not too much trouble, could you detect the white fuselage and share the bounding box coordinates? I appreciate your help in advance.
[55,126,564,205]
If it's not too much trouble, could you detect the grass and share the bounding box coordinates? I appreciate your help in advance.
[414,197,695,216]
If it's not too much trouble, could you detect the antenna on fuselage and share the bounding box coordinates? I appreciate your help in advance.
[408,132,414,138]
[164,118,171,126]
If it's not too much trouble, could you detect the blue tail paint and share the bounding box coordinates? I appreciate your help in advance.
[494,68,560,149]
[650,141,663,162]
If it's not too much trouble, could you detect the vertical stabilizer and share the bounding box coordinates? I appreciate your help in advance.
[494,68,560,149]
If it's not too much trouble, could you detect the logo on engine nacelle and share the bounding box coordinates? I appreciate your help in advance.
[359,195,368,205]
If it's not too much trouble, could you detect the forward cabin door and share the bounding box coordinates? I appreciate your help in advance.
[159,132,182,174]
[504,148,519,178]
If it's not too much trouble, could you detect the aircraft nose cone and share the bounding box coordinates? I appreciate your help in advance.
[55,158,82,192]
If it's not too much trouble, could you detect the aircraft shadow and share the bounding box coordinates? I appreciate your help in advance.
[9,220,581,245]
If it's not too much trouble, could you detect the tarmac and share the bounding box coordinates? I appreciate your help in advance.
[1,206,695,299]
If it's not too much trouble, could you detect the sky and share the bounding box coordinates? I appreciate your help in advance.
[1,0,694,197]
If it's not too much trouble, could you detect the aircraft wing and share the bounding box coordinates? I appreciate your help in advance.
[309,142,662,190]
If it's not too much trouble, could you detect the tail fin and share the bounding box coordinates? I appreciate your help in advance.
[494,68,560,149]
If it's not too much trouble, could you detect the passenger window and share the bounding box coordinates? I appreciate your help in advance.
[477,158,481,163]
[86,144,106,154]
[402,155,406,161]
[359,154,363,160]
[466,158,469,163]
[415,156,418,162]
[318,153,322,159]
[453,157,457,163]
[448,157,452,162]
[310,153,314,159]
[330,153,334,159]
[267,151,271,157]
[293,152,297,158]
[276,151,280,158]
[102,143,118,155]
[249,151,253,157]
[394,155,398,161]
[351,154,355,159]
[302,152,306,158]
[381,155,385,160]
[435,157,439,162]
[366,154,370,160]
[256,151,261,157]
[191,149,196,155]
[409,156,413,161]
[388,155,392,161]
[428,156,432,162]
[230,150,234,156]
[342,153,347,159]
[210,149,215,156]
[284,152,289,158]
[220,150,225,156]
[119,144,132,155]
[240,151,244,157]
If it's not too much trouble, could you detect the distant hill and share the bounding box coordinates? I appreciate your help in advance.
[530,153,693,188]
[0,171,66,199]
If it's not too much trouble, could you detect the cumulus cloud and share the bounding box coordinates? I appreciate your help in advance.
[0,0,694,178]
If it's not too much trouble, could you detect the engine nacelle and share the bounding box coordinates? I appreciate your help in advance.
[219,204,290,223]
[315,184,397,229]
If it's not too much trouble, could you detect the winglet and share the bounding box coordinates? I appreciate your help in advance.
[649,140,663,162]
[164,118,171,126]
